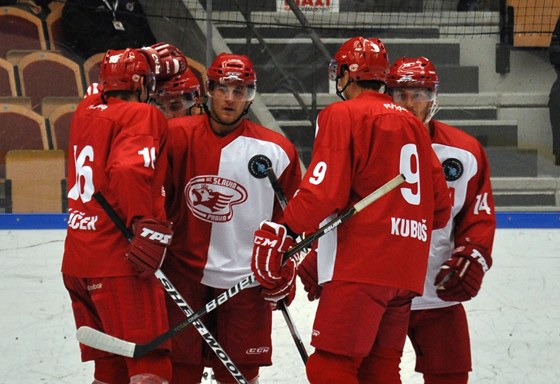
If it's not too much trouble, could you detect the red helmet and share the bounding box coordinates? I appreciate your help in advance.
[100,48,155,94]
[329,37,389,82]
[155,68,200,98]
[206,53,257,86]
[183,69,201,94]
[386,56,439,91]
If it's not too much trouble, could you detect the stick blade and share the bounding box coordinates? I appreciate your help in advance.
[76,326,135,358]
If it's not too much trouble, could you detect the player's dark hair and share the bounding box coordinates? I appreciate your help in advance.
[356,80,385,91]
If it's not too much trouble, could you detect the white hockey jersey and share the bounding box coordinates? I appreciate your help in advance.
[412,120,496,310]
[163,115,301,289]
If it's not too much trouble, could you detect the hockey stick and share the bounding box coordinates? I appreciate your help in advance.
[76,174,405,360]
[76,192,249,384]
[264,167,309,364]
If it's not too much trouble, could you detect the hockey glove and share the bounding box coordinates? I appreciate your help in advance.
[297,245,322,301]
[140,43,188,80]
[251,221,295,288]
[434,245,490,302]
[126,218,173,278]
[260,259,297,307]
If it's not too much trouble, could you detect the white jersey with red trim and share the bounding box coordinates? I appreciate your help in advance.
[163,115,301,289]
[412,120,496,310]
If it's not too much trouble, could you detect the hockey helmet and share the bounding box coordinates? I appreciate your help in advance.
[154,68,200,98]
[207,53,256,86]
[206,53,257,101]
[386,56,439,92]
[328,36,389,82]
[100,48,155,94]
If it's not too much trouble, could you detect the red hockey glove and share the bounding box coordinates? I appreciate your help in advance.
[297,245,322,301]
[140,42,188,80]
[125,218,173,278]
[434,245,490,302]
[251,221,295,289]
[260,258,297,307]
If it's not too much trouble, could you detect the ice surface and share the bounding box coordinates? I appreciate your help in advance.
[1,229,558,383]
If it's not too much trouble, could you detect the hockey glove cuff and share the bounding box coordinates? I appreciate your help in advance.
[126,218,173,278]
[251,221,295,289]
[434,245,490,302]
[260,258,297,306]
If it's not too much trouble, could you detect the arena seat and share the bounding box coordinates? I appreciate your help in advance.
[82,52,104,87]
[0,103,49,180]
[0,6,47,58]
[0,58,17,96]
[16,50,84,114]
[4,149,66,213]
[507,0,560,47]
[0,96,32,109]
[45,0,65,51]
[186,56,207,97]
[41,96,81,119]
[47,102,77,157]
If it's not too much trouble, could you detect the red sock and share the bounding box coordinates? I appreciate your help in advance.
[424,372,469,384]
[306,350,362,384]
[357,346,402,384]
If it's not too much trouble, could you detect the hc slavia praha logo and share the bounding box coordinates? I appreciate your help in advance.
[185,176,248,223]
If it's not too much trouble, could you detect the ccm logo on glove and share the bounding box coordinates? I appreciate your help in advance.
[254,236,279,248]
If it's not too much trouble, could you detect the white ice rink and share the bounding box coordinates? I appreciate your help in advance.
[1,227,559,383]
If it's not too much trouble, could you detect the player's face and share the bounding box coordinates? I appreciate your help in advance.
[390,87,434,123]
[335,70,351,98]
[209,83,253,124]
[152,94,197,119]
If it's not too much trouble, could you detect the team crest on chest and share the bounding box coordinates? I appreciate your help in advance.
[185,175,248,223]
[248,154,272,179]
[442,158,464,181]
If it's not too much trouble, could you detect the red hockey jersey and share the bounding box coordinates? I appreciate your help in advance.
[284,91,451,294]
[163,115,302,289]
[62,94,169,278]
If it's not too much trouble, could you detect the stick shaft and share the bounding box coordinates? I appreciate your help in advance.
[89,192,249,383]
[79,175,405,360]
[265,167,309,364]
[286,174,405,257]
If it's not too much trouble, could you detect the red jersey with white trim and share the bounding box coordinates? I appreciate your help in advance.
[62,94,169,278]
[283,91,451,294]
[412,120,496,309]
[164,115,302,289]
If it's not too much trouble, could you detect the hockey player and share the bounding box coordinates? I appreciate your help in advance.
[161,52,302,383]
[387,56,496,384]
[61,48,174,383]
[250,36,452,383]
[151,68,203,119]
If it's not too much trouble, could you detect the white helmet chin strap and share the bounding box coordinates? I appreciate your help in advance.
[424,98,439,124]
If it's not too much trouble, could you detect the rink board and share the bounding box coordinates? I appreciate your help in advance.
[1,211,559,229]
